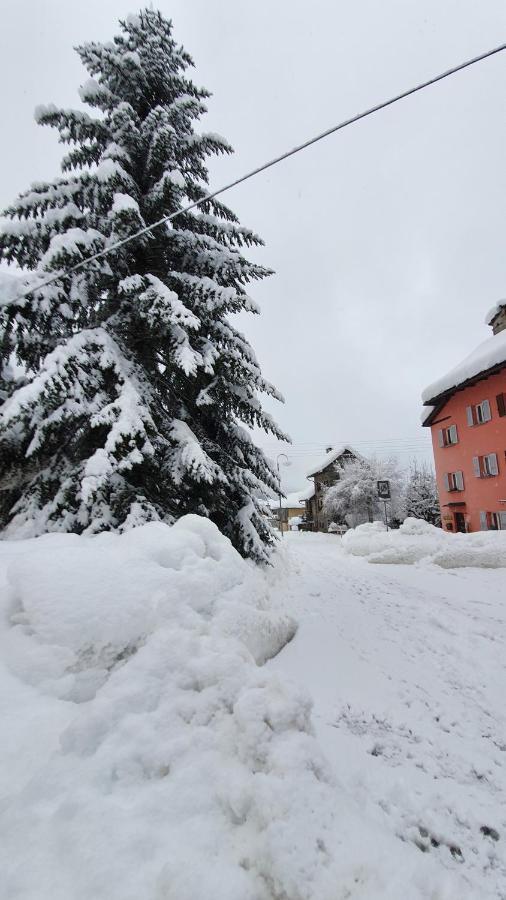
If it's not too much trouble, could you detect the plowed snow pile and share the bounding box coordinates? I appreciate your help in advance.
[0,516,467,899]
[342,517,506,567]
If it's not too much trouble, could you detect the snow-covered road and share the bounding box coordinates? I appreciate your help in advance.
[269,532,506,897]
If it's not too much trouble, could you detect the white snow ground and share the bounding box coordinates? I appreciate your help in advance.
[0,519,505,898]
[270,531,506,899]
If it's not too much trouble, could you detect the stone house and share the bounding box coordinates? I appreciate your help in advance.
[305,446,361,532]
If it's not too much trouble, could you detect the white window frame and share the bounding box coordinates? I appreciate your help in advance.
[484,453,499,476]
[480,510,506,530]
[467,399,492,426]
[473,453,499,478]
[438,424,458,447]
[444,471,464,492]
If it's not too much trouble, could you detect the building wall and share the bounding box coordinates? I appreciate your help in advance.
[314,464,337,531]
[312,454,356,531]
[302,496,316,530]
[274,505,306,532]
[430,370,506,531]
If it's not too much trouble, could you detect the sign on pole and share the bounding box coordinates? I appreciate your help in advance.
[377,480,391,499]
[377,480,391,530]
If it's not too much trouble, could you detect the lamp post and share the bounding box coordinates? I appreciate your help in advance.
[276,452,290,537]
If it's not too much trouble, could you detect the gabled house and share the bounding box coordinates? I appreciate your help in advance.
[421,302,506,532]
[306,445,361,532]
[268,492,306,532]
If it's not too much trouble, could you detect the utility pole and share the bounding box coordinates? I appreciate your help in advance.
[276,453,290,538]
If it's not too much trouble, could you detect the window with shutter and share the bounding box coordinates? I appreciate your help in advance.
[480,511,488,530]
[468,401,493,425]
[497,393,506,417]
[473,456,481,477]
[438,425,459,447]
[484,453,499,476]
[446,471,464,491]
[499,512,506,529]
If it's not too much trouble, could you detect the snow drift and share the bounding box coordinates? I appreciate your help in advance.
[342,517,506,567]
[0,517,321,900]
[0,516,478,898]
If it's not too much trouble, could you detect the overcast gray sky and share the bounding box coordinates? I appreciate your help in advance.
[1,0,505,492]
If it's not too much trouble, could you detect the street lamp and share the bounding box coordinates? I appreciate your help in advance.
[276,452,290,537]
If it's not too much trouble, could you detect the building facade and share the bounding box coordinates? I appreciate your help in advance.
[305,446,361,532]
[298,484,316,530]
[422,304,506,532]
[269,493,306,532]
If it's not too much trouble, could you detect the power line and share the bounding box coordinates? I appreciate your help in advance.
[10,40,506,306]
[262,438,433,446]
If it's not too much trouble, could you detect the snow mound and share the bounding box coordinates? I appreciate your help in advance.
[0,518,480,898]
[1,518,295,701]
[342,518,506,567]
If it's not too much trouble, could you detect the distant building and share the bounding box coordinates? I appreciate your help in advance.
[422,302,506,532]
[269,492,306,532]
[305,446,362,532]
[298,484,316,530]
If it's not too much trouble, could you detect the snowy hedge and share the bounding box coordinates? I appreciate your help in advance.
[342,517,506,567]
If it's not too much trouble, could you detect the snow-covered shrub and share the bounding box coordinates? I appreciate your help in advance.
[403,461,441,526]
[323,456,404,526]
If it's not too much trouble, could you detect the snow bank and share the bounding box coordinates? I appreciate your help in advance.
[1,517,337,899]
[342,517,506,567]
[0,517,479,898]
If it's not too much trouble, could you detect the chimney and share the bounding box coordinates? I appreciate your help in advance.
[486,301,506,335]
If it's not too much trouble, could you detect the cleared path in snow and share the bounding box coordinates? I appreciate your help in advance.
[269,532,506,897]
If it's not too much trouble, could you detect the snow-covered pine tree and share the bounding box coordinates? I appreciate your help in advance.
[0,9,287,561]
[404,461,441,527]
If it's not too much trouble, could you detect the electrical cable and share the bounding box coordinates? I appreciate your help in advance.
[9,40,506,305]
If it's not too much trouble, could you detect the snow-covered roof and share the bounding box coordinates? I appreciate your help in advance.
[306,445,363,478]
[422,328,506,405]
[420,405,435,425]
[298,484,315,502]
[485,300,506,326]
[268,491,306,510]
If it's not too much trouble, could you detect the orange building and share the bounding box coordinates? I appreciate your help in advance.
[422,303,506,533]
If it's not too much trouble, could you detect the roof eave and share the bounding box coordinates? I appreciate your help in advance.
[422,359,506,425]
